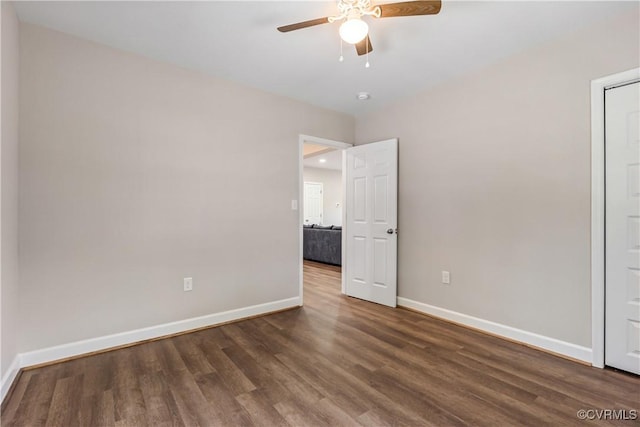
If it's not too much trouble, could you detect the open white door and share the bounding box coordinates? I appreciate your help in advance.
[303,182,323,225]
[344,139,398,307]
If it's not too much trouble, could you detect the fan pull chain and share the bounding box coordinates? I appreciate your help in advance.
[339,39,344,62]
[365,37,370,68]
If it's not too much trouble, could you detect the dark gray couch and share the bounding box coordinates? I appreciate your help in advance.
[303,225,342,266]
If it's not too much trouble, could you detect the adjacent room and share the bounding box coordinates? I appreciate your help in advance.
[303,143,344,266]
[1,0,639,425]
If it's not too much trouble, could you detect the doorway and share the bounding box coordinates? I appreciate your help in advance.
[298,135,352,304]
[591,68,640,373]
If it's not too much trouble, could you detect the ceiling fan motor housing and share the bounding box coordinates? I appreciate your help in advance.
[331,0,380,23]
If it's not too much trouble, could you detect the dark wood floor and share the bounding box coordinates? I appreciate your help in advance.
[2,261,639,426]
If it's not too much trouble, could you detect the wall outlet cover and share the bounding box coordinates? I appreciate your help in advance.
[442,271,450,285]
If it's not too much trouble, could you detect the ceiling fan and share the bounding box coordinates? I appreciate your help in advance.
[277,0,442,57]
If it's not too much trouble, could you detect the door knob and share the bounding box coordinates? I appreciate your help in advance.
[387,229,394,234]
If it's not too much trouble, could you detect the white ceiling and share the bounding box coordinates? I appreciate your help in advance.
[304,147,343,170]
[14,1,637,116]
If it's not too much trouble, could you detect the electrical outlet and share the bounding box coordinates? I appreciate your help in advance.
[441,271,450,285]
[184,277,193,292]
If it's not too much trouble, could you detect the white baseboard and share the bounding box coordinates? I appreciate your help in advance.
[19,296,300,369]
[1,354,21,404]
[397,297,592,364]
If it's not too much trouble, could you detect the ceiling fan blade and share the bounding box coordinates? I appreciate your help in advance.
[355,36,373,56]
[277,17,330,33]
[377,0,441,18]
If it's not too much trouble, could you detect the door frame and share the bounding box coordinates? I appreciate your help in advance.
[298,134,352,305]
[590,67,640,368]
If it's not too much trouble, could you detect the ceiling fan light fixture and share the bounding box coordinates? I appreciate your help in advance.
[339,17,368,44]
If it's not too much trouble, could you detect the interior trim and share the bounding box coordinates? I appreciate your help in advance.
[398,297,592,364]
[0,355,21,405]
[590,67,640,368]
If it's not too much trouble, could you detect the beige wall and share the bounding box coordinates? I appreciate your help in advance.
[303,167,343,226]
[10,4,640,361]
[18,23,354,352]
[356,8,640,347]
[1,1,20,382]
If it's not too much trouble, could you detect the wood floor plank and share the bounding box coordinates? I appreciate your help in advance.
[112,350,146,422]
[138,371,183,427]
[2,260,638,426]
[165,370,220,426]
[273,395,336,427]
[314,398,363,427]
[235,389,291,427]
[45,374,83,427]
[221,344,292,405]
[273,351,428,426]
[172,334,216,377]
[194,371,253,426]
[373,361,527,427]
[0,371,31,423]
[223,332,325,403]
[196,340,256,396]
[8,367,60,426]
[272,352,373,418]
[348,363,469,427]
[80,352,114,399]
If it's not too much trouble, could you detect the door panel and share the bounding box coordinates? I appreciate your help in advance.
[605,81,640,374]
[353,177,367,221]
[345,139,398,307]
[352,236,366,282]
[374,176,388,221]
[373,238,388,287]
